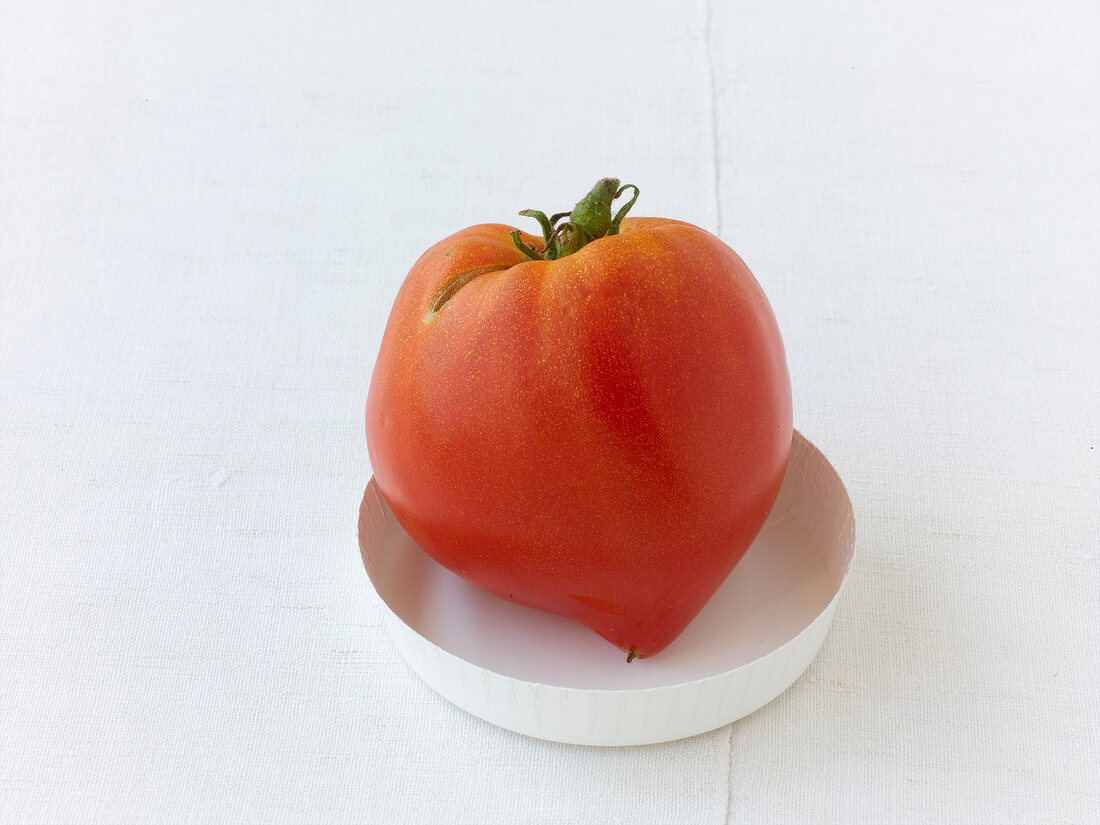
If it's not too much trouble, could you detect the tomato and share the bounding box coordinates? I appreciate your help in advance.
[366,180,792,660]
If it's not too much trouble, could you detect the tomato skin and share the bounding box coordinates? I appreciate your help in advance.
[366,217,792,658]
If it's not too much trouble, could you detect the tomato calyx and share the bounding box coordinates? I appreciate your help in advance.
[511,177,640,262]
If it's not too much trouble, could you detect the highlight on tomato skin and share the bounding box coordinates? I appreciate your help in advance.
[365,179,792,660]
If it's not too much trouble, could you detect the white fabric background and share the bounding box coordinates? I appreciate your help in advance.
[2,1,1098,822]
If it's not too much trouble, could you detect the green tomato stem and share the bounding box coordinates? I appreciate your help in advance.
[513,178,640,261]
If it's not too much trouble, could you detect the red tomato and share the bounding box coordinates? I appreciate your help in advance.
[366,181,792,660]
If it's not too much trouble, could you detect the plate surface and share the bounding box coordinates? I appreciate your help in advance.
[358,430,854,745]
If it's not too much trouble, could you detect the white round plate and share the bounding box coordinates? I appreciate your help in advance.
[358,430,855,746]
